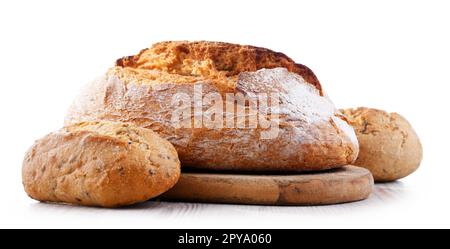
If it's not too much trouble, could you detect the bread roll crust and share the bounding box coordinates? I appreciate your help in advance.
[342,107,422,182]
[22,122,180,207]
[66,41,359,171]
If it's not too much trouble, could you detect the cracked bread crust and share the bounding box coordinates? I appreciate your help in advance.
[22,121,180,207]
[66,41,359,171]
[341,107,422,182]
[116,41,322,94]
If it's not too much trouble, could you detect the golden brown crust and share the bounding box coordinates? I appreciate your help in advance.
[22,121,180,207]
[116,41,322,93]
[341,107,422,182]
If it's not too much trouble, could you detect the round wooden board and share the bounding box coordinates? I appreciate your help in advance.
[160,166,374,205]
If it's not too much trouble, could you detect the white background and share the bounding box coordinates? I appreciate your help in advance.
[1,0,449,228]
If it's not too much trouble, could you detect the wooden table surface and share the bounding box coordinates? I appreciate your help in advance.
[7,179,444,229]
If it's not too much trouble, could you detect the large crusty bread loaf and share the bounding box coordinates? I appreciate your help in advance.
[65,41,359,171]
[22,121,180,207]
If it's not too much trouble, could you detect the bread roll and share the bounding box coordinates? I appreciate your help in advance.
[341,107,422,182]
[22,121,180,207]
[66,41,359,171]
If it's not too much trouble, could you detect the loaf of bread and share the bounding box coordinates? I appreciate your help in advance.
[66,41,359,171]
[341,107,422,182]
[22,121,180,207]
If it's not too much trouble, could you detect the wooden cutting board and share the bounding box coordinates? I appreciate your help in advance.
[160,165,374,205]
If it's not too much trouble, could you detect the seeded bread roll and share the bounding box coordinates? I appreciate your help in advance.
[341,107,422,182]
[22,121,180,207]
[66,41,359,172]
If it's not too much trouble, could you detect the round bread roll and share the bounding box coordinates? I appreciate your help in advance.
[22,121,180,207]
[341,107,422,182]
